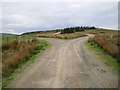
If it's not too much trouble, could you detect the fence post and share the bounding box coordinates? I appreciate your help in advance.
[7,37,8,44]
[16,36,17,40]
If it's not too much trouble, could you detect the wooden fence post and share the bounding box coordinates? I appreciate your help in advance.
[7,37,8,43]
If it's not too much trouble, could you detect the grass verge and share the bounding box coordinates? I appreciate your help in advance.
[86,41,120,72]
[2,39,52,88]
[37,33,87,40]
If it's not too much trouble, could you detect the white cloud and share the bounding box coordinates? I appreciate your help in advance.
[1,2,118,34]
[1,0,119,2]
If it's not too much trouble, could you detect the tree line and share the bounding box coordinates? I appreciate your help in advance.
[61,26,96,34]
[22,26,96,35]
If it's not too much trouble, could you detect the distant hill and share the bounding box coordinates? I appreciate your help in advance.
[22,26,96,35]
[0,33,18,38]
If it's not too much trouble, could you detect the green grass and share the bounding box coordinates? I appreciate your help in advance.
[59,33,87,38]
[1,35,33,46]
[38,32,54,35]
[61,33,87,39]
[2,39,52,88]
[86,41,120,72]
[61,33,86,35]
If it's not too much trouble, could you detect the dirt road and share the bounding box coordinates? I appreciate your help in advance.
[8,35,118,88]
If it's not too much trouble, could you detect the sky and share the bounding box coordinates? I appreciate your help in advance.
[0,0,119,34]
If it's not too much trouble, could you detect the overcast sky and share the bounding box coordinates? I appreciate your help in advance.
[1,1,118,34]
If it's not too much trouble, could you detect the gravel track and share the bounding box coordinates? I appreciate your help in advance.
[8,35,118,88]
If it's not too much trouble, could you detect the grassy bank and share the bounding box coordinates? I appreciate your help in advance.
[1,35,32,45]
[38,32,54,35]
[2,39,52,88]
[86,41,120,71]
[37,33,87,39]
[88,32,120,62]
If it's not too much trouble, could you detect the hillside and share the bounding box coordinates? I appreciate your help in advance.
[0,33,18,38]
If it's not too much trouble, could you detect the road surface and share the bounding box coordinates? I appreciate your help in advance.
[8,35,118,88]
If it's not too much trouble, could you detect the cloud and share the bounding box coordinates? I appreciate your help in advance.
[1,2,118,34]
[1,0,119,2]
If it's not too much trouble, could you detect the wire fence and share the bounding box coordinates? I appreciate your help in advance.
[1,35,35,45]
